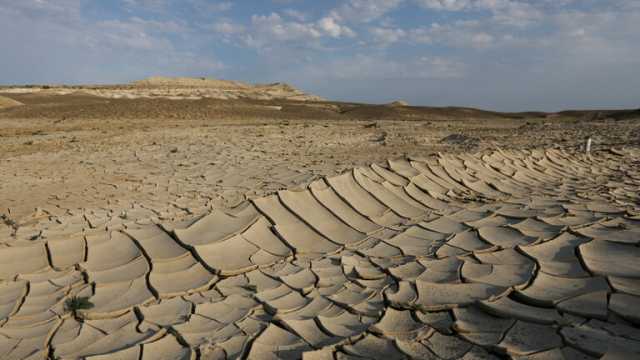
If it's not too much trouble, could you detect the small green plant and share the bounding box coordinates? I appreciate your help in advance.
[64,296,94,320]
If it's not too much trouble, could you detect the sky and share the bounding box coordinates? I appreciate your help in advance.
[0,0,639,111]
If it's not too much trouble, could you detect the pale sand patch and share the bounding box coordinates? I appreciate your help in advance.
[0,95,23,109]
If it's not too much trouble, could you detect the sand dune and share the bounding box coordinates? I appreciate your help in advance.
[0,148,639,359]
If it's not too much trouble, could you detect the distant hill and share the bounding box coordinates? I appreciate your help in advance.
[0,78,636,117]
[130,77,325,101]
[132,76,250,89]
[556,109,640,121]
[0,77,324,102]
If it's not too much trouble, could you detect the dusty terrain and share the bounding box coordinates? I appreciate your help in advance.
[0,85,639,359]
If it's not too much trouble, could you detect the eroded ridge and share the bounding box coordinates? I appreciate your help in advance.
[1,148,639,359]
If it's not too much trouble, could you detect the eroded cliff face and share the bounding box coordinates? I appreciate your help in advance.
[0,77,324,102]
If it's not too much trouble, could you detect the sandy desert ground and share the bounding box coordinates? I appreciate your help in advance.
[0,81,639,359]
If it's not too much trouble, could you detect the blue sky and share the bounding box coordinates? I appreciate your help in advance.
[1,0,639,111]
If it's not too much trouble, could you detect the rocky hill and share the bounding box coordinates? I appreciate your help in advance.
[0,77,324,102]
[132,76,250,89]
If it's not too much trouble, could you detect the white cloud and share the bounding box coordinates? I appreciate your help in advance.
[370,27,406,45]
[128,17,188,33]
[122,0,169,12]
[374,21,501,49]
[0,0,83,20]
[317,17,356,38]
[408,28,433,44]
[208,1,233,12]
[250,13,322,43]
[547,10,640,62]
[289,54,465,80]
[96,19,172,51]
[330,0,403,23]
[617,0,640,10]
[244,12,357,49]
[0,1,225,83]
[485,1,541,27]
[212,19,245,35]
[283,9,308,21]
[416,0,470,11]
[416,0,542,27]
[470,32,494,48]
[187,0,233,13]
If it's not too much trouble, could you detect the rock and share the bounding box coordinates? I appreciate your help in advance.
[439,133,480,147]
[387,100,409,107]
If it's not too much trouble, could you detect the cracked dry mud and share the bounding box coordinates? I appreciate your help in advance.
[1,147,640,360]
